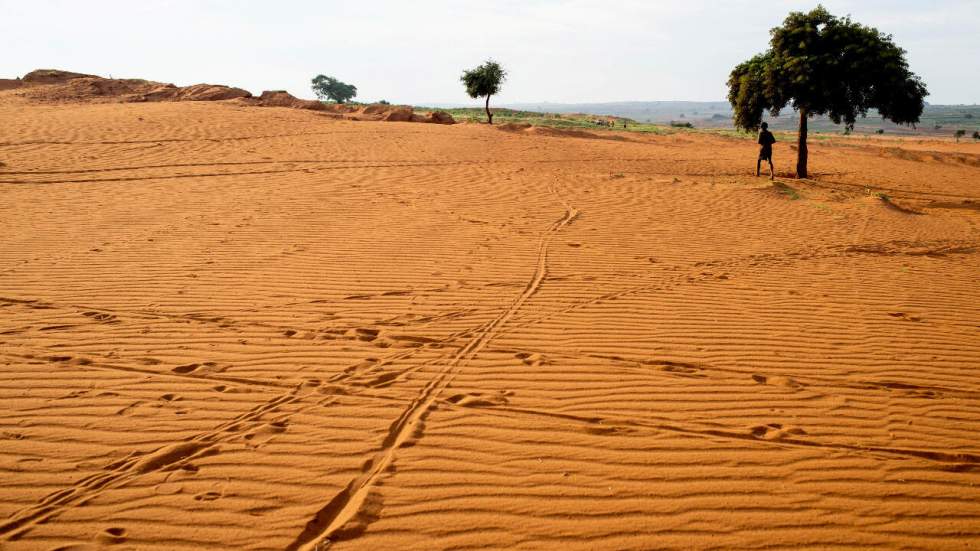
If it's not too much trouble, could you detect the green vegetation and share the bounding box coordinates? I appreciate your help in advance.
[412,106,672,134]
[406,103,975,146]
[460,60,506,124]
[727,5,927,177]
[955,129,966,142]
[311,75,357,103]
[503,101,978,136]
[775,182,802,200]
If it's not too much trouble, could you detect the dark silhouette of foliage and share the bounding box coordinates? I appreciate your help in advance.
[461,60,506,124]
[311,75,357,103]
[973,131,980,141]
[955,129,966,142]
[727,5,927,178]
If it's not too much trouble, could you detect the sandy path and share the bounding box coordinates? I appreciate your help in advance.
[1,99,979,550]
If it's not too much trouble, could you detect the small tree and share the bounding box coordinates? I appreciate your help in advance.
[973,131,980,141]
[728,5,927,178]
[311,75,357,103]
[460,60,506,124]
[954,129,966,142]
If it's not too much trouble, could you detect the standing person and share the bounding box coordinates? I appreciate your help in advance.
[757,122,776,180]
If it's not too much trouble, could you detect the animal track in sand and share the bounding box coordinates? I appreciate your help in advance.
[515,352,546,367]
[352,328,380,341]
[888,312,922,322]
[153,482,183,495]
[243,421,288,447]
[751,373,806,389]
[38,324,76,331]
[97,526,127,544]
[446,391,511,408]
[750,423,808,440]
[82,311,119,323]
[172,363,200,374]
[172,361,220,375]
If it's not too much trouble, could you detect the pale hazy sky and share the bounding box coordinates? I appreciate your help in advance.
[3,1,978,105]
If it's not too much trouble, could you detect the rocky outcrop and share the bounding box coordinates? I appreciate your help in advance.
[3,69,456,125]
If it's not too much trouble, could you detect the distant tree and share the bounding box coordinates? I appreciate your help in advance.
[378,99,390,105]
[954,129,966,142]
[974,131,980,141]
[727,5,927,178]
[460,60,506,124]
[876,129,885,134]
[964,113,974,119]
[311,75,357,103]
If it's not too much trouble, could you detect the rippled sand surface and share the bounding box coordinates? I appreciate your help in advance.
[1,97,979,550]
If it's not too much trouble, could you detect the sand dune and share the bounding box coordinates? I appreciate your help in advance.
[1,92,979,550]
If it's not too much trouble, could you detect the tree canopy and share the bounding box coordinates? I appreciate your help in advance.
[311,75,357,104]
[727,5,927,177]
[460,60,506,124]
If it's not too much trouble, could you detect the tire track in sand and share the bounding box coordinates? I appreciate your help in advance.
[0,386,313,541]
[285,184,578,551]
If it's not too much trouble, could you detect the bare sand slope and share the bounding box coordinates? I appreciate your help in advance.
[1,96,979,550]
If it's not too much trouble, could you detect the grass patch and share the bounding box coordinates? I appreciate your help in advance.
[774,182,802,200]
[413,107,673,134]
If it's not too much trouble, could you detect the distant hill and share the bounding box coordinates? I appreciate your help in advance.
[495,101,980,136]
[503,101,731,121]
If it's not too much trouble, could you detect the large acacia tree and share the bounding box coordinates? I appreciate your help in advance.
[728,6,927,178]
[311,75,357,103]
[461,60,506,124]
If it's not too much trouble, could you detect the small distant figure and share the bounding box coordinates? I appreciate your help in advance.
[757,122,776,180]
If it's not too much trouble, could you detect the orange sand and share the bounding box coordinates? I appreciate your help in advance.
[1,94,979,550]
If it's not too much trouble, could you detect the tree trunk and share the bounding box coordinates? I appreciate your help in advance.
[796,109,808,179]
[485,94,493,125]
